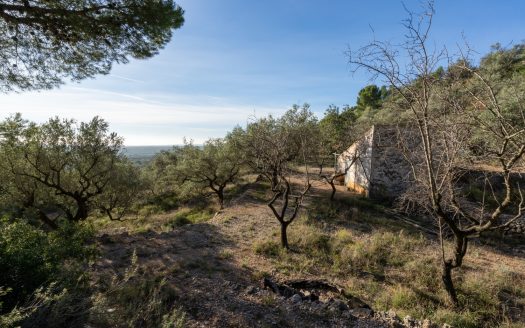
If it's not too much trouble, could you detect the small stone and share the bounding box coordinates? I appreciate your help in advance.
[245,285,258,295]
[290,294,302,304]
[442,324,452,328]
[422,319,432,328]
[386,309,398,319]
[349,307,373,318]
[403,315,415,327]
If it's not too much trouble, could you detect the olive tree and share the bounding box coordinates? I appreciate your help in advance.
[0,114,142,228]
[173,138,243,210]
[242,105,315,249]
[142,147,180,199]
[348,1,525,306]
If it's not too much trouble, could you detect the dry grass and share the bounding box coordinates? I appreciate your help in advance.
[92,205,217,235]
[252,196,525,328]
[34,177,523,328]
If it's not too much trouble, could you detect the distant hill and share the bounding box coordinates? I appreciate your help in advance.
[122,145,176,165]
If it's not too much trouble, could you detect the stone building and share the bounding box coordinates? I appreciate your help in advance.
[337,125,413,201]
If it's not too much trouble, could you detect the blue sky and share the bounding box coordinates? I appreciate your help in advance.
[1,0,524,145]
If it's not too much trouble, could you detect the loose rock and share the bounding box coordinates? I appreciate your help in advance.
[290,294,302,304]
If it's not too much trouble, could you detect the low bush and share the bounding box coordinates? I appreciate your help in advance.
[165,207,215,230]
[336,230,427,275]
[167,215,192,228]
[290,223,331,256]
[89,252,186,328]
[253,239,281,257]
[146,192,180,212]
[138,204,164,218]
[0,218,95,314]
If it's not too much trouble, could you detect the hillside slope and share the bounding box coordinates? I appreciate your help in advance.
[92,179,525,328]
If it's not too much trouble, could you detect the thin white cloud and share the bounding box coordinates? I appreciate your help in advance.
[70,86,150,102]
[109,74,145,83]
[0,87,285,145]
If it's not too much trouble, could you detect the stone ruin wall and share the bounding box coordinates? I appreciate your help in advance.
[338,127,374,196]
[340,125,414,201]
[368,126,413,201]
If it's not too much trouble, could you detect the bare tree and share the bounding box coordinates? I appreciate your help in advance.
[347,1,525,306]
[268,174,310,249]
[319,152,359,201]
[243,106,314,249]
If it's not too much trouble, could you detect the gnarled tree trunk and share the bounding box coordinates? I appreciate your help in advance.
[280,221,290,249]
[441,232,468,307]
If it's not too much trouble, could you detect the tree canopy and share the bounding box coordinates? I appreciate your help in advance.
[0,114,142,228]
[0,0,184,92]
[239,105,316,248]
[356,84,387,111]
[173,139,243,209]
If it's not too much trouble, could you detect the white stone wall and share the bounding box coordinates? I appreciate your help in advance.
[339,125,413,200]
[339,127,374,195]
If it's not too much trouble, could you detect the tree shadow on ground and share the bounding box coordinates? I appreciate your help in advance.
[93,222,349,327]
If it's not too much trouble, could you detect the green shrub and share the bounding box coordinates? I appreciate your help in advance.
[148,192,180,211]
[307,202,339,223]
[167,215,192,228]
[253,239,281,257]
[161,307,186,328]
[290,224,331,255]
[390,286,419,309]
[138,204,163,218]
[332,229,354,249]
[165,207,215,230]
[432,308,480,328]
[0,218,94,314]
[185,209,214,223]
[89,252,187,328]
[402,257,442,293]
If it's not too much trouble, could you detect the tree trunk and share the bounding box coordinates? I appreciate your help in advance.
[74,200,89,221]
[441,260,459,307]
[37,210,58,230]
[280,222,290,249]
[441,233,467,307]
[329,179,336,201]
[321,175,338,201]
[217,187,224,210]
